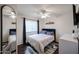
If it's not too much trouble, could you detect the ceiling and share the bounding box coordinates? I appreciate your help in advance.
[13,4,72,19]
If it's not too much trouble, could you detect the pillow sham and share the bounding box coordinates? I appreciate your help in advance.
[46,32,54,35]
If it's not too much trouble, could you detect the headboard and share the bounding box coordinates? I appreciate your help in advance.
[9,29,16,35]
[42,28,56,42]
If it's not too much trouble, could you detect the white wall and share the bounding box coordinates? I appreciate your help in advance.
[39,5,73,42]
[17,16,23,45]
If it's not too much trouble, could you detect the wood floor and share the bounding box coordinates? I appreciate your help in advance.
[17,44,27,54]
[17,43,59,54]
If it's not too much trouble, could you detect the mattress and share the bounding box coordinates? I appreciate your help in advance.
[26,34,54,53]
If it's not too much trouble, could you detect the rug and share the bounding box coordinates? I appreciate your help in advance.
[44,42,58,54]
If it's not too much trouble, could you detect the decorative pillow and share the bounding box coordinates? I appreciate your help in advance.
[39,31,46,34]
[10,31,16,35]
[46,32,54,35]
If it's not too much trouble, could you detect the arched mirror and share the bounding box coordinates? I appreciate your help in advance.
[1,5,16,54]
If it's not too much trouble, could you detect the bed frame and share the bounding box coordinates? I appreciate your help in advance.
[9,29,16,35]
[42,28,56,42]
[26,28,56,53]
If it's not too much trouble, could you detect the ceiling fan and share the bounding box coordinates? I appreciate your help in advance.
[35,8,62,19]
[39,9,52,18]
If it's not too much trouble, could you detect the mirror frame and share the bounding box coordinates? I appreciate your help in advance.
[1,5,16,54]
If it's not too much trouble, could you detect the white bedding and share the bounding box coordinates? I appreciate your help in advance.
[4,35,16,53]
[27,34,54,53]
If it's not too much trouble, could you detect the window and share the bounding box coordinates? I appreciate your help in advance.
[25,20,37,32]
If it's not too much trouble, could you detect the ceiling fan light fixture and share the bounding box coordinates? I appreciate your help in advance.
[41,13,50,19]
[10,14,16,19]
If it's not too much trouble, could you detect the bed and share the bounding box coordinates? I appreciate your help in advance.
[3,29,16,53]
[26,29,56,53]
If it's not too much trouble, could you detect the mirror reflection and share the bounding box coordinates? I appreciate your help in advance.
[2,5,16,54]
